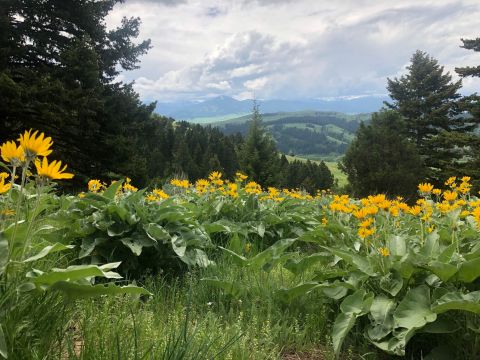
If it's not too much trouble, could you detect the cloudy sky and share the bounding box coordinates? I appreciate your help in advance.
[107,0,480,102]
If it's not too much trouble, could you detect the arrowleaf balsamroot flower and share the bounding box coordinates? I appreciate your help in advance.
[418,182,434,194]
[0,176,11,194]
[35,157,74,180]
[1,140,25,165]
[18,129,53,158]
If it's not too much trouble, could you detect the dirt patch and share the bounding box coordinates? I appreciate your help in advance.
[282,348,327,360]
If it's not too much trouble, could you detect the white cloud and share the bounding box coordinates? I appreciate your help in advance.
[108,0,480,101]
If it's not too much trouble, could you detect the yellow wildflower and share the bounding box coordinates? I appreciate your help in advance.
[153,188,169,199]
[235,172,248,182]
[322,217,328,226]
[88,179,105,193]
[35,157,74,180]
[432,188,442,196]
[418,182,434,194]
[0,177,12,194]
[409,206,422,216]
[378,247,390,257]
[18,129,53,158]
[145,194,158,202]
[123,178,138,192]
[0,209,14,216]
[1,140,25,165]
[359,218,374,228]
[443,190,458,202]
[170,179,190,188]
[472,207,480,228]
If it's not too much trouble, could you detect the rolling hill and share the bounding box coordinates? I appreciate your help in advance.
[212,111,370,160]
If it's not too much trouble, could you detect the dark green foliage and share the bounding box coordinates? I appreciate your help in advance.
[239,101,279,185]
[385,50,476,184]
[340,111,424,198]
[238,102,334,192]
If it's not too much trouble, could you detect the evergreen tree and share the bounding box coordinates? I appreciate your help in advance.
[239,101,278,185]
[340,111,424,199]
[385,50,468,183]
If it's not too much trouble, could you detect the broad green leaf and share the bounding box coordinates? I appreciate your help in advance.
[367,296,396,341]
[102,180,123,200]
[420,318,459,333]
[29,263,123,286]
[323,246,376,276]
[106,221,130,237]
[394,285,436,330]
[379,270,403,296]
[426,261,457,282]
[387,235,407,257]
[171,235,187,258]
[249,238,296,269]
[332,312,356,357]
[23,243,75,262]
[421,231,440,258]
[50,281,151,298]
[333,290,373,356]
[204,222,231,234]
[219,246,248,266]
[456,257,480,283]
[144,223,170,243]
[201,278,244,297]
[257,223,265,238]
[432,291,480,314]
[120,237,143,256]
[340,289,373,315]
[0,323,6,359]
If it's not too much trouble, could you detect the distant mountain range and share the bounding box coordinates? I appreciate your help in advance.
[154,95,389,121]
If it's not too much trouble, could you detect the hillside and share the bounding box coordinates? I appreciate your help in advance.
[213,111,370,159]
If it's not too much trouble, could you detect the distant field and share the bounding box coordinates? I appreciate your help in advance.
[285,154,348,188]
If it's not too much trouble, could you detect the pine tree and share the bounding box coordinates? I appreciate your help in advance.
[385,50,468,183]
[340,111,424,199]
[239,101,278,185]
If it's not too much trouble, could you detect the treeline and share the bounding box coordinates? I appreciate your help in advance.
[341,47,480,198]
[0,0,333,192]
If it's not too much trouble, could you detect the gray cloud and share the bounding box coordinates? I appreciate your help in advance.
[109,0,480,101]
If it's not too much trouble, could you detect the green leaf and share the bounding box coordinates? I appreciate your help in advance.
[421,318,459,334]
[0,323,7,359]
[171,235,186,258]
[379,270,403,296]
[0,235,8,276]
[144,223,170,244]
[29,263,123,287]
[120,237,143,256]
[456,257,480,283]
[387,235,407,257]
[323,246,376,276]
[394,285,436,330]
[432,291,480,314]
[367,296,396,341]
[50,281,151,298]
[248,238,296,270]
[23,243,75,262]
[102,180,123,200]
[426,261,458,282]
[219,246,248,266]
[332,312,356,357]
[333,289,373,356]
